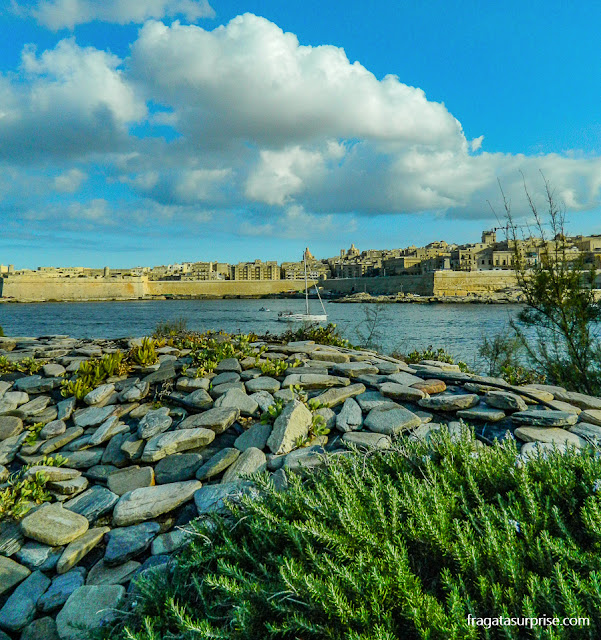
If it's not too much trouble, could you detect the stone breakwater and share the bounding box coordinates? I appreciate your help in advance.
[332,291,523,304]
[1,335,601,639]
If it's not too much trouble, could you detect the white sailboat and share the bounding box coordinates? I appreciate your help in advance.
[278,249,328,323]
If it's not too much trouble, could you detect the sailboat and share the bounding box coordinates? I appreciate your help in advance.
[278,249,328,323]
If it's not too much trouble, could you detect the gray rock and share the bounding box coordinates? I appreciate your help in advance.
[379,382,426,403]
[101,432,130,467]
[194,482,252,515]
[512,410,579,428]
[385,372,424,386]
[113,480,202,526]
[14,375,60,394]
[119,380,150,402]
[515,426,587,447]
[86,559,141,586]
[2,390,28,406]
[142,364,176,384]
[151,527,193,555]
[580,409,601,426]
[569,422,601,443]
[234,422,272,451]
[20,616,60,640]
[364,405,421,435]
[315,383,366,408]
[37,568,85,613]
[196,447,240,480]
[0,556,30,596]
[342,432,392,450]
[283,445,326,473]
[56,397,76,421]
[418,394,480,412]
[211,371,241,386]
[39,419,67,440]
[282,373,350,389]
[331,362,379,377]
[20,504,89,546]
[214,389,259,416]
[179,407,239,434]
[38,427,84,456]
[55,585,125,640]
[0,415,23,441]
[0,570,51,632]
[355,391,397,413]
[267,400,313,455]
[19,395,50,417]
[84,383,115,406]
[175,376,210,392]
[186,388,214,409]
[84,464,119,483]
[119,433,145,462]
[0,520,24,556]
[456,406,506,422]
[222,447,267,482]
[88,416,128,446]
[551,389,601,410]
[15,541,60,571]
[485,390,528,412]
[336,398,363,432]
[142,428,215,462]
[215,358,242,373]
[245,377,281,394]
[64,485,119,523]
[250,391,275,412]
[42,363,66,378]
[210,382,246,397]
[315,407,336,430]
[107,466,155,496]
[53,448,105,469]
[104,522,161,566]
[72,405,118,428]
[48,475,89,496]
[155,453,204,484]
[137,407,172,439]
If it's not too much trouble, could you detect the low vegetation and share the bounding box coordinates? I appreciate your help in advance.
[272,322,354,349]
[0,355,47,376]
[108,428,601,639]
[0,456,67,522]
[403,345,471,373]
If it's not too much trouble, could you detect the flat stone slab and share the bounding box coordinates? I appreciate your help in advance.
[84,383,115,406]
[245,377,281,394]
[179,407,239,434]
[155,453,204,484]
[56,526,109,575]
[418,394,480,412]
[104,522,160,566]
[456,406,506,422]
[215,358,242,373]
[64,485,119,523]
[137,407,172,439]
[282,373,350,389]
[336,398,363,432]
[364,405,421,435]
[0,556,31,596]
[0,570,51,632]
[88,416,127,447]
[385,372,424,386]
[38,569,85,613]
[222,447,266,483]
[0,415,23,441]
[194,482,252,515]
[512,410,578,428]
[379,382,426,403]
[234,423,272,451]
[283,445,326,473]
[176,377,210,393]
[355,391,397,413]
[107,465,155,495]
[186,388,214,409]
[569,422,601,443]
[331,362,379,377]
[55,585,125,640]
[315,383,366,408]
[196,447,240,480]
[113,480,202,526]
[267,400,313,455]
[214,389,259,416]
[21,504,89,546]
[580,409,601,426]
[484,390,528,412]
[72,405,118,428]
[86,559,141,586]
[514,426,587,447]
[551,390,601,410]
[342,431,392,450]
[142,428,215,462]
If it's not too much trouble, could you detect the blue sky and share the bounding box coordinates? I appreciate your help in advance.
[1,0,601,269]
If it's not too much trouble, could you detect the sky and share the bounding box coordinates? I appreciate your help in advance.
[1,0,601,269]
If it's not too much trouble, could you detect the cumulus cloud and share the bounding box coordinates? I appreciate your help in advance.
[22,0,214,30]
[0,38,145,161]
[1,11,601,242]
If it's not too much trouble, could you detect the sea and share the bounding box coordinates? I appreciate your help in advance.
[0,299,520,367]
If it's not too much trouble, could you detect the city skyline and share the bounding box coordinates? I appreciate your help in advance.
[1,1,601,269]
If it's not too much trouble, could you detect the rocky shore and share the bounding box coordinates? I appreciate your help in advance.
[1,333,600,639]
[332,291,522,304]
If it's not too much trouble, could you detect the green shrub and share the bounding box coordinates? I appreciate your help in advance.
[129,337,159,367]
[110,430,601,639]
[405,345,471,373]
[274,322,354,349]
[154,317,189,338]
[0,325,4,337]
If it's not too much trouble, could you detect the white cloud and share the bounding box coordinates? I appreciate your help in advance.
[54,168,87,192]
[0,38,146,161]
[1,12,601,238]
[25,0,214,30]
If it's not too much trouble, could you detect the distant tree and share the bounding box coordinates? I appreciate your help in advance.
[499,173,601,394]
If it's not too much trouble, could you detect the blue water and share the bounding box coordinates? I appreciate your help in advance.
[0,299,519,366]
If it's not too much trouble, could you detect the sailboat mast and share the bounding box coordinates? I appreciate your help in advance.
[304,249,309,315]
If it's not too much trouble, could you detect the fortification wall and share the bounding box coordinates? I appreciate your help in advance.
[0,276,310,302]
[145,279,309,297]
[0,277,147,302]
[432,271,517,296]
[321,275,435,296]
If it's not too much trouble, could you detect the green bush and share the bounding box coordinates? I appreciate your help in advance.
[0,325,4,337]
[274,322,354,349]
[154,317,189,338]
[109,430,601,639]
[405,345,472,373]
